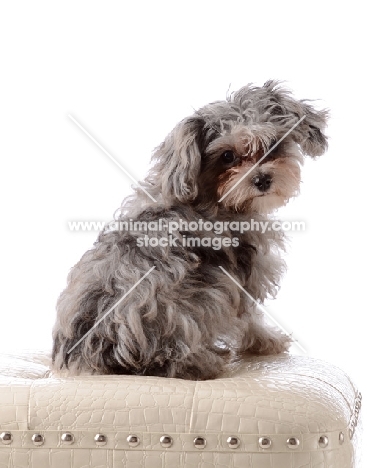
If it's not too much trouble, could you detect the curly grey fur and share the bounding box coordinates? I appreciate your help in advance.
[52,81,328,380]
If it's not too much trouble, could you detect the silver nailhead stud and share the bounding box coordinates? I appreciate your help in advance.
[32,434,45,446]
[287,437,300,449]
[194,436,206,449]
[160,435,173,448]
[94,434,107,446]
[61,433,75,445]
[318,435,329,448]
[259,436,272,449]
[339,432,344,445]
[0,432,13,445]
[127,435,140,447]
[227,436,240,449]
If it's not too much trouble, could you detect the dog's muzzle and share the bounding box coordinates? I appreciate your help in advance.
[252,174,272,192]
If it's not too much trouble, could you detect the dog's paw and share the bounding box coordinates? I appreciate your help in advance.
[244,328,292,356]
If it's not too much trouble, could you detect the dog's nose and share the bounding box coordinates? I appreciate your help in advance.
[253,174,272,192]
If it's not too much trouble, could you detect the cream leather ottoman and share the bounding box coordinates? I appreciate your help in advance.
[0,351,363,468]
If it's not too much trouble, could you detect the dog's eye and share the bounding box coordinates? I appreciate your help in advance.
[268,139,278,152]
[221,151,236,164]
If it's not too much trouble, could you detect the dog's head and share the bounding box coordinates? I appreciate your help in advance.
[151,81,328,213]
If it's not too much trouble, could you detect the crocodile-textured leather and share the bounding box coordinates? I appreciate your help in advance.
[0,351,362,467]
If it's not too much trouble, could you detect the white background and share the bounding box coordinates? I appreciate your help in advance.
[0,0,365,448]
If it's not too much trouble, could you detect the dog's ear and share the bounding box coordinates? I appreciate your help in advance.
[153,116,205,202]
[263,81,329,158]
[294,102,329,157]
